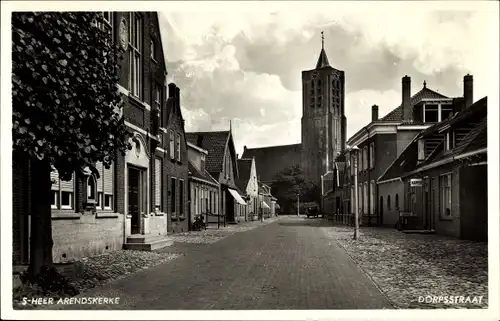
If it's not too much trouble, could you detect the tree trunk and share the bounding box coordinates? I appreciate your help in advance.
[27,159,53,280]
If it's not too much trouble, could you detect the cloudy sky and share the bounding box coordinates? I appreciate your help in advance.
[157,2,497,156]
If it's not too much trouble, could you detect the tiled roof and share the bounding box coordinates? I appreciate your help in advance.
[378,96,487,181]
[235,158,253,193]
[186,131,230,174]
[242,144,301,183]
[188,162,219,186]
[381,87,448,121]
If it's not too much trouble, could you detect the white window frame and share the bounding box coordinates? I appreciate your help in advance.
[86,175,97,202]
[104,194,113,210]
[439,173,452,219]
[51,190,58,210]
[129,12,142,98]
[154,157,163,212]
[369,142,375,168]
[94,162,115,211]
[51,167,75,211]
[169,130,175,159]
[445,131,455,151]
[176,133,181,162]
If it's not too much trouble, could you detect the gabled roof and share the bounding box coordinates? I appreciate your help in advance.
[188,161,219,186]
[378,97,487,182]
[381,87,448,121]
[316,48,331,69]
[235,158,253,193]
[186,131,232,174]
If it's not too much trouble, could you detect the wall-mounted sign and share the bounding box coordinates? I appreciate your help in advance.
[410,178,422,187]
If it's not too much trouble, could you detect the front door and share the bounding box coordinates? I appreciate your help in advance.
[128,167,141,234]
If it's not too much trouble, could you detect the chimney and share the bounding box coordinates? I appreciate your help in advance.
[175,86,181,110]
[402,75,412,122]
[371,105,379,121]
[244,145,247,151]
[464,74,473,108]
[168,83,176,99]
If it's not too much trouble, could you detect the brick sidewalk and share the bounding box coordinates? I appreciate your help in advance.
[322,225,488,309]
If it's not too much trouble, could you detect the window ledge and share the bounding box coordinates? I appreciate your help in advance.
[52,211,81,220]
[128,93,146,110]
[154,212,165,216]
[126,214,132,219]
[96,212,119,219]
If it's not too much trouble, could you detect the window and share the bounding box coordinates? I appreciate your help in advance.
[445,131,455,151]
[154,83,163,127]
[358,184,362,214]
[370,181,375,215]
[395,194,399,210]
[97,12,114,44]
[179,180,184,216]
[87,176,97,202]
[51,167,75,210]
[169,130,175,159]
[441,106,453,121]
[357,153,362,173]
[363,147,368,170]
[369,142,375,168]
[95,162,114,210]
[176,133,181,162]
[440,173,452,218]
[155,158,162,212]
[424,104,439,123]
[150,39,157,61]
[363,183,368,215]
[129,13,142,97]
[170,177,176,215]
[387,195,391,210]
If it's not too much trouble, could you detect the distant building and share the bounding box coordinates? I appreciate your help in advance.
[186,130,247,224]
[380,96,486,240]
[236,157,260,221]
[187,142,220,227]
[242,34,347,191]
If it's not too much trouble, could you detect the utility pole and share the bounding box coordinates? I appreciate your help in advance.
[352,146,360,240]
[297,193,300,216]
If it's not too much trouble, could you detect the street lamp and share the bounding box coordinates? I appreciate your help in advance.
[297,193,300,216]
[347,145,360,240]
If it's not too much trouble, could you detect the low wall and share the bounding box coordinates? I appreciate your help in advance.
[52,211,124,263]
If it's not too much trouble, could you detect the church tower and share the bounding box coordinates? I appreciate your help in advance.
[301,32,346,185]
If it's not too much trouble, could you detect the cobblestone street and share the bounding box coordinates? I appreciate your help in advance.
[322,224,488,309]
[49,216,393,310]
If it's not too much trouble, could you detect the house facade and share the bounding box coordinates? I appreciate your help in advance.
[236,157,260,221]
[380,96,487,240]
[187,142,220,227]
[12,12,189,264]
[186,130,247,225]
[346,75,468,226]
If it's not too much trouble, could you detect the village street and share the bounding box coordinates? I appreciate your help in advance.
[49,216,393,310]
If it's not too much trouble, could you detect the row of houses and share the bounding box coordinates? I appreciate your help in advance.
[322,74,488,241]
[12,12,277,265]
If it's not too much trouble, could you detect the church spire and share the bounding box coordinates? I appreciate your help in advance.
[315,31,330,69]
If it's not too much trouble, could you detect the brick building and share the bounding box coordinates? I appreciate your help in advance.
[187,142,220,227]
[12,12,189,263]
[346,75,468,226]
[242,35,347,195]
[379,96,487,240]
[186,130,247,224]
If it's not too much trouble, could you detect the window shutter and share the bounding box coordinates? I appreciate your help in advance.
[155,158,161,207]
[60,173,74,191]
[51,168,59,189]
[103,164,113,194]
[96,162,104,192]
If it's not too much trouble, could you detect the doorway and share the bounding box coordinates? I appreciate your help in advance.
[128,166,142,235]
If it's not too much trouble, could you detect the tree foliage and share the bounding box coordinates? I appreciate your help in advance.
[271,165,320,211]
[12,12,131,179]
[12,12,132,284]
